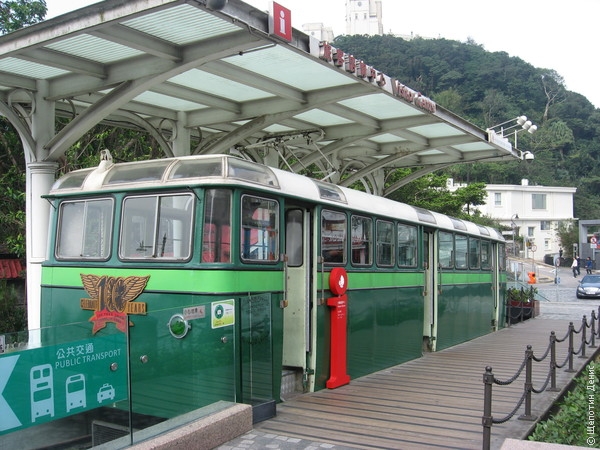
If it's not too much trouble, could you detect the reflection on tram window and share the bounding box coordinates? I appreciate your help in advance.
[439,231,454,269]
[455,234,468,269]
[351,215,372,266]
[469,237,480,269]
[202,189,232,263]
[321,210,346,265]
[481,240,491,269]
[120,193,193,260]
[56,198,113,260]
[376,220,394,267]
[397,223,417,267]
[240,195,279,262]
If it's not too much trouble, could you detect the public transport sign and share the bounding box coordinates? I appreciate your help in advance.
[0,334,126,435]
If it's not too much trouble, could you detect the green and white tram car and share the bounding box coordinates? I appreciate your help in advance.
[41,153,507,421]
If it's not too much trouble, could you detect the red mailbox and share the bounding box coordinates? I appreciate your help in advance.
[326,268,351,389]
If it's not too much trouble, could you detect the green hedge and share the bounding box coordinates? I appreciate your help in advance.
[529,360,600,447]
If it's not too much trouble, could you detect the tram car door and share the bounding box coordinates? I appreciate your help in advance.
[423,229,438,352]
[282,206,313,391]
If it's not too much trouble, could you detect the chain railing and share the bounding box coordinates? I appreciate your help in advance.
[482,307,600,450]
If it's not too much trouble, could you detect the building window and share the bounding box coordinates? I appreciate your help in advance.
[494,192,501,206]
[528,227,535,237]
[540,220,551,231]
[532,193,546,210]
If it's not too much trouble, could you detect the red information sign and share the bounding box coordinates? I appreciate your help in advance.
[269,2,292,42]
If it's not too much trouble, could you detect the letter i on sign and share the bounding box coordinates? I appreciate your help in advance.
[270,2,292,42]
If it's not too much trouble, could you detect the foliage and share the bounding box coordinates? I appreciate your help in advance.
[529,361,600,446]
[555,220,579,258]
[506,287,536,304]
[0,0,46,34]
[333,34,600,220]
[0,280,27,333]
[0,166,25,256]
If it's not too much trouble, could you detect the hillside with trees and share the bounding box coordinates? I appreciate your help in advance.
[333,34,600,219]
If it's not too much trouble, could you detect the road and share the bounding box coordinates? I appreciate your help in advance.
[526,262,600,323]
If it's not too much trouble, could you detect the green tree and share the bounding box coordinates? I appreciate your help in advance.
[0,0,46,34]
[555,220,578,258]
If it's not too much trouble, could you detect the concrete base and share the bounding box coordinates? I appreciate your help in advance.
[97,401,252,450]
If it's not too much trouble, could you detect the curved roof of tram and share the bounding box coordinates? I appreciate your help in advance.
[0,0,520,195]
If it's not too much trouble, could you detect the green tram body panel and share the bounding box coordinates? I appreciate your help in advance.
[41,265,285,419]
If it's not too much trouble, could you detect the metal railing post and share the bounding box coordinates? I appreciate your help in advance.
[548,331,559,391]
[482,366,494,450]
[519,345,536,421]
[590,310,597,349]
[566,322,576,372]
[580,316,588,358]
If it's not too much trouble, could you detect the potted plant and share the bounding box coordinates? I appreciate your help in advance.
[506,286,537,324]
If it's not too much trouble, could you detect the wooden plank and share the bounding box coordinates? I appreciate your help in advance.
[255,318,596,449]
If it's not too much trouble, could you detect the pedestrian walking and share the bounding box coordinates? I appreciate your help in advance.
[571,257,578,278]
[585,257,593,274]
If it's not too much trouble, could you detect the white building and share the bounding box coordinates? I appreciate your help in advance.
[302,23,335,42]
[447,179,577,261]
[345,0,383,36]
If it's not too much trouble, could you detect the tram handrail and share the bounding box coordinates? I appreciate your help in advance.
[482,307,600,450]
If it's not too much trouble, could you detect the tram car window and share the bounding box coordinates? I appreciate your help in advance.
[321,210,347,264]
[202,189,232,263]
[481,240,491,269]
[119,193,193,260]
[397,223,417,267]
[240,195,279,262]
[376,220,394,267]
[351,215,372,266]
[56,198,113,260]
[455,235,468,269]
[439,231,454,268]
[469,238,481,269]
[285,209,304,267]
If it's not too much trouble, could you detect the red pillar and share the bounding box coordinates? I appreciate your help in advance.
[326,268,350,389]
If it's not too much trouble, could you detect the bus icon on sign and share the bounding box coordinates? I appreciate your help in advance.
[30,364,54,422]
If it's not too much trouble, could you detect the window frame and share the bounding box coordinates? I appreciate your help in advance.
[56,197,114,261]
[119,192,194,261]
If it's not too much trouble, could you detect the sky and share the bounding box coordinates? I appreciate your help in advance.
[46,0,599,108]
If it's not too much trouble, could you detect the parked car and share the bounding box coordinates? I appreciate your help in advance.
[576,275,600,299]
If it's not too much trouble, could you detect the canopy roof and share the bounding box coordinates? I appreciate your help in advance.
[0,0,521,195]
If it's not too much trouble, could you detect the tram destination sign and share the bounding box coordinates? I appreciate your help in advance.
[0,334,126,435]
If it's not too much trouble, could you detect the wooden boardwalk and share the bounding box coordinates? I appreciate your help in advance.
[255,318,599,450]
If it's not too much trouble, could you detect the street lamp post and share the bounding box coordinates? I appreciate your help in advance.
[511,214,519,256]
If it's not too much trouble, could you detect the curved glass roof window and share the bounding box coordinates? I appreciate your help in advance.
[226,158,279,188]
[105,160,169,185]
[51,168,94,191]
[413,207,436,224]
[314,181,346,203]
[169,158,224,179]
[477,225,491,236]
[450,217,467,231]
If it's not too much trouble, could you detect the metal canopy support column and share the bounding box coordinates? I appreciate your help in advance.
[27,80,58,330]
